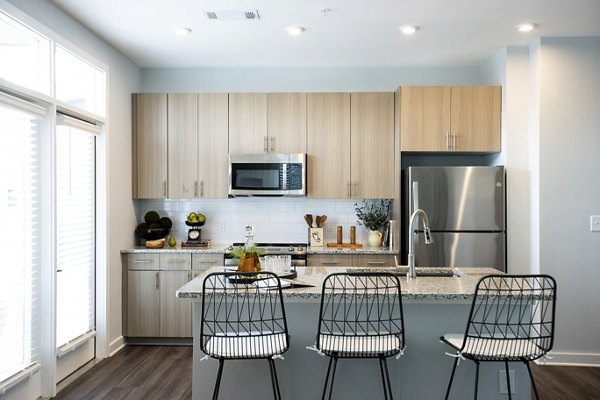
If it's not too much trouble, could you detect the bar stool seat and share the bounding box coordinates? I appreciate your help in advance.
[442,333,543,360]
[205,332,289,359]
[318,334,402,357]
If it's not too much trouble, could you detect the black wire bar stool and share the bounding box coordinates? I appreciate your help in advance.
[440,274,556,400]
[310,272,406,400]
[200,271,290,400]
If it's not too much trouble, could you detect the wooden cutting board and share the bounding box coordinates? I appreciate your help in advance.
[326,243,363,249]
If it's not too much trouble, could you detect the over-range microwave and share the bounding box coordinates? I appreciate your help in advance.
[228,153,307,197]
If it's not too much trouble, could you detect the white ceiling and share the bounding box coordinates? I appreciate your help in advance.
[51,0,600,68]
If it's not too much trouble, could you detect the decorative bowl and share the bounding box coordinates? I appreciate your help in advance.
[135,228,170,240]
[185,221,205,227]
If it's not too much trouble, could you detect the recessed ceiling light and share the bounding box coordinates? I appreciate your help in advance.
[286,26,305,36]
[399,25,419,35]
[517,23,536,32]
[173,27,192,36]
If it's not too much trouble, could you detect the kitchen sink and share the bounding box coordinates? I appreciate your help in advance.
[350,266,462,278]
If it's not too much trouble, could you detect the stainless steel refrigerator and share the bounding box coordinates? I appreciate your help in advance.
[401,166,506,271]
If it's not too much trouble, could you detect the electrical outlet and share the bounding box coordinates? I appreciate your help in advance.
[499,370,516,394]
[591,215,600,232]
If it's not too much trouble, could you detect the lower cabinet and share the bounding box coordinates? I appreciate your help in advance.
[308,254,396,268]
[125,252,224,339]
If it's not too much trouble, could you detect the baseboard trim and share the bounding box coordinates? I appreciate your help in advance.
[537,352,600,367]
[109,336,125,357]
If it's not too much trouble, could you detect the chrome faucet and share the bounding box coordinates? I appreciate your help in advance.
[407,209,434,279]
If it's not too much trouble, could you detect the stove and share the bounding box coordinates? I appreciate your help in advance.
[224,243,307,267]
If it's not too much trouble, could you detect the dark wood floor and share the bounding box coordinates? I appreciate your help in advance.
[54,346,600,400]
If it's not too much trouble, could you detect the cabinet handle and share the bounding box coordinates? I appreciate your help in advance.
[200,181,204,197]
[197,261,218,265]
[133,260,152,263]
[367,262,386,265]
[155,272,159,289]
[163,181,167,197]
[353,182,357,197]
[270,136,274,152]
[188,272,192,281]
[322,261,340,265]
[194,181,198,197]
[446,132,450,150]
[168,259,186,264]
[452,133,457,150]
[264,136,268,153]
[347,182,351,198]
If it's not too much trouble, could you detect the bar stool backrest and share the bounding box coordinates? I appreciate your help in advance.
[317,272,405,358]
[461,274,556,361]
[200,271,289,360]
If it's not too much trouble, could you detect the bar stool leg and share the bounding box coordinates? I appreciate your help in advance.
[504,361,513,400]
[326,357,339,400]
[268,358,282,400]
[474,361,480,400]
[379,357,394,400]
[212,359,225,400]
[444,357,459,400]
[525,361,540,400]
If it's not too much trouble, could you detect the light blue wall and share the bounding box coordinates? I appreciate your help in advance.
[536,37,600,364]
[141,66,482,92]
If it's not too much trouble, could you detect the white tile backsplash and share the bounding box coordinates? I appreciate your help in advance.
[134,198,390,245]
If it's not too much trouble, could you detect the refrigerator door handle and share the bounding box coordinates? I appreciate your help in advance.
[412,181,419,211]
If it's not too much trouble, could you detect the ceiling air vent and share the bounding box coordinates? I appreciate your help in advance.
[203,10,261,20]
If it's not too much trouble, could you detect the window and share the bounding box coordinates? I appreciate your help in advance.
[0,93,44,383]
[56,115,98,350]
[55,46,106,117]
[0,11,50,95]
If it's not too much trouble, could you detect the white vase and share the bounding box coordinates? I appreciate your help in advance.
[368,230,382,247]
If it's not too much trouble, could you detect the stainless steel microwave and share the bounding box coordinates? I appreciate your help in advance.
[228,153,307,197]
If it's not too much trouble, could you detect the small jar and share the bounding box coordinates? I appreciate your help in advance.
[337,226,343,244]
[350,226,356,244]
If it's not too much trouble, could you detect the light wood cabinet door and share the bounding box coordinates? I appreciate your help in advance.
[159,271,192,337]
[159,253,191,271]
[307,93,351,198]
[307,254,354,267]
[127,270,160,337]
[353,254,396,268]
[192,253,225,272]
[133,93,168,198]
[198,93,229,198]
[450,86,501,152]
[168,93,198,198]
[400,86,451,152]
[229,93,268,154]
[267,93,307,153]
[350,92,395,198]
[400,86,501,152]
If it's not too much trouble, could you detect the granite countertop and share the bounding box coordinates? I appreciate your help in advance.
[176,266,500,301]
[307,246,398,255]
[121,244,229,254]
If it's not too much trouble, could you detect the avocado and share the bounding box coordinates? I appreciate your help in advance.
[144,210,160,224]
[159,217,173,229]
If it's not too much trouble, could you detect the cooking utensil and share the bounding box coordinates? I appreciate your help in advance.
[304,214,314,228]
[318,215,327,227]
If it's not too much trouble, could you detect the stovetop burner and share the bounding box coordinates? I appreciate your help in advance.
[225,242,307,256]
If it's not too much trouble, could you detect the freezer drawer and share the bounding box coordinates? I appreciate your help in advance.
[414,232,505,271]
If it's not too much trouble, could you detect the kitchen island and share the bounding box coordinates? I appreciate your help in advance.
[177,267,531,400]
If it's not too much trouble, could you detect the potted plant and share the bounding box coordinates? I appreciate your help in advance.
[354,199,392,247]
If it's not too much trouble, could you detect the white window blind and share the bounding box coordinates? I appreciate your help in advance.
[0,94,43,384]
[55,114,96,349]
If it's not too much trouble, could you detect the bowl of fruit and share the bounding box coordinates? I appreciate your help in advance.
[135,211,172,240]
[185,212,206,227]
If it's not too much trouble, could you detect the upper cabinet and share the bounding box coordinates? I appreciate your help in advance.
[133,93,168,199]
[228,93,268,154]
[133,93,229,199]
[197,93,229,198]
[229,93,307,154]
[267,93,307,153]
[350,92,395,198]
[307,92,395,199]
[168,93,198,198]
[307,93,351,198]
[400,86,501,152]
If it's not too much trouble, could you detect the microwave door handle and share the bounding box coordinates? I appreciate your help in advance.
[282,163,288,190]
